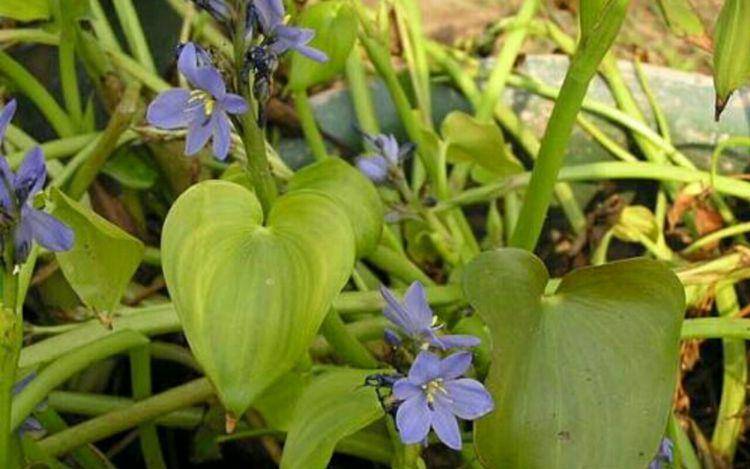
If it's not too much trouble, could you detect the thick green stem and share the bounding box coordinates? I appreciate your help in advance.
[0,50,75,137]
[345,47,380,135]
[67,84,141,199]
[0,309,21,469]
[294,90,328,161]
[475,0,540,121]
[711,284,746,459]
[11,331,149,432]
[54,0,83,127]
[112,0,157,73]
[37,378,214,457]
[319,309,379,368]
[241,110,278,215]
[130,345,167,469]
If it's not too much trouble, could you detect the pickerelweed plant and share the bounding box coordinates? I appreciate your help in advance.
[4,0,750,467]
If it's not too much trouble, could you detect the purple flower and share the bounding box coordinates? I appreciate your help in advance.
[250,0,328,62]
[0,100,17,144]
[192,0,232,22]
[380,281,480,350]
[147,43,248,160]
[356,133,414,184]
[0,148,74,264]
[393,351,493,450]
[648,438,674,469]
[0,102,73,264]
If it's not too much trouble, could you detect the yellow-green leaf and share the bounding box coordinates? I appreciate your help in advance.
[161,160,383,416]
[713,0,750,118]
[51,188,144,314]
[0,0,50,21]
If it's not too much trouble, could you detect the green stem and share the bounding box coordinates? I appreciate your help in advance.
[681,317,750,340]
[6,133,98,168]
[437,161,750,211]
[35,407,111,469]
[294,89,328,161]
[11,330,149,432]
[366,245,435,285]
[51,131,137,189]
[67,84,141,199]
[112,0,157,73]
[711,284,746,459]
[475,0,540,121]
[88,0,122,52]
[105,46,171,92]
[683,222,750,254]
[0,49,75,137]
[319,309,379,368]
[0,310,21,469]
[129,345,167,469]
[241,109,278,215]
[0,29,59,45]
[393,0,431,126]
[53,0,83,127]
[37,378,214,457]
[345,47,380,134]
[48,391,204,429]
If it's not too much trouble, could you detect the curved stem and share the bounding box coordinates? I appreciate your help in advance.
[37,378,214,457]
[11,330,149,431]
[320,309,379,368]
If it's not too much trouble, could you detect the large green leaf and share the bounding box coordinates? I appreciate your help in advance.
[280,368,384,469]
[0,0,49,21]
[52,188,144,314]
[441,111,523,177]
[713,0,750,117]
[161,160,382,416]
[288,1,358,91]
[463,249,685,469]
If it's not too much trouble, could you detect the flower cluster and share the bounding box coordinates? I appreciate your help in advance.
[375,282,493,450]
[0,100,73,265]
[148,0,327,160]
[356,132,414,184]
[147,43,248,161]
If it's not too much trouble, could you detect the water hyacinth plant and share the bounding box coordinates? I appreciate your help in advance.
[2,0,750,467]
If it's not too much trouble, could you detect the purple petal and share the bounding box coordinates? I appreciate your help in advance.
[431,334,481,349]
[185,114,214,156]
[177,42,201,84]
[254,0,285,32]
[294,44,329,63]
[430,405,462,450]
[384,328,402,346]
[25,207,74,253]
[13,210,33,263]
[191,66,226,99]
[15,147,46,203]
[380,285,417,334]
[147,89,192,129]
[408,351,442,385]
[392,378,422,401]
[403,281,434,328]
[443,378,494,420]
[356,156,389,183]
[381,135,401,164]
[220,93,249,115]
[439,351,473,380]
[0,99,17,143]
[395,394,431,445]
[0,156,13,211]
[212,112,231,160]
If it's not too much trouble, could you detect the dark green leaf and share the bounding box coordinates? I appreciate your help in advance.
[463,249,685,468]
[52,188,145,314]
[441,111,523,177]
[288,1,358,91]
[713,0,750,117]
[101,147,158,190]
[280,368,384,469]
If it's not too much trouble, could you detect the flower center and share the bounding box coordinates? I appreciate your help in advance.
[422,378,448,406]
[189,90,216,118]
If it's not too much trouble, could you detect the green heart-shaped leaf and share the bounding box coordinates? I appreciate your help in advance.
[463,249,685,469]
[162,160,382,416]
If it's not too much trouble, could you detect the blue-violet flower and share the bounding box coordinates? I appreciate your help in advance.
[147,42,249,160]
[0,101,74,264]
[381,281,480,350]
[648,437,674,469]
[356,133,414,184]
[394,350,493,450]
[250,0,328,62]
